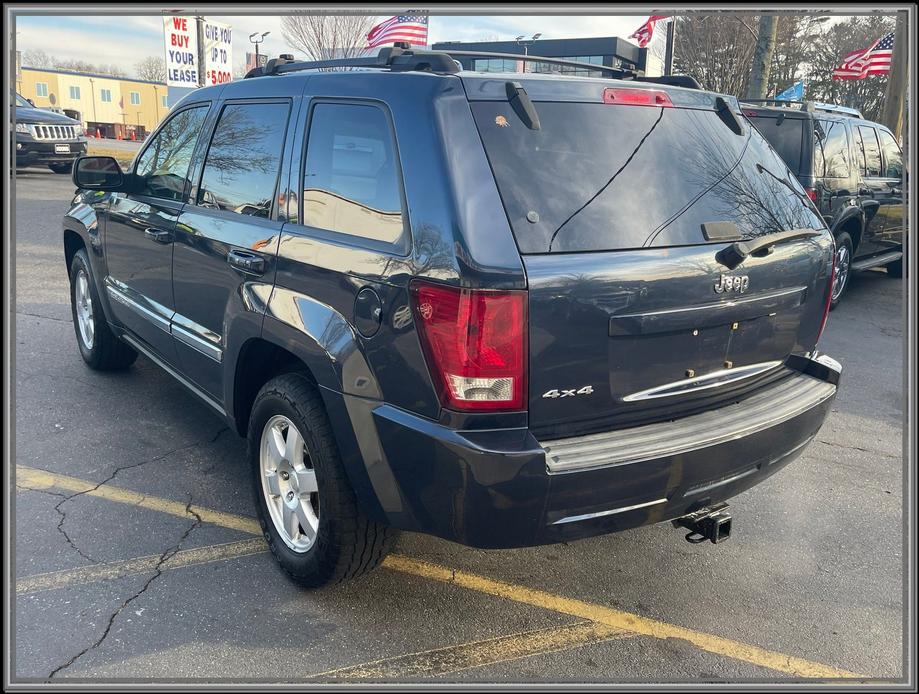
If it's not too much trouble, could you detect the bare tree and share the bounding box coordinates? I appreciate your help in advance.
[281,12,376,62]
[135,56,166,83]
[673,14,759,95]
[22,48,53,68]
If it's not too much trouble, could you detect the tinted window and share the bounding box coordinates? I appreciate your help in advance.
[472,101,822,253]
[197,102,290,217]
[857,125,882,176]
[877,129,903,178]
[814,119,850,178]
[747,115,804,174]
[134,106,209,201]
[302,103,405,244]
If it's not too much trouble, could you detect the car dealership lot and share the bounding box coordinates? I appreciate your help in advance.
[12,168,905,682]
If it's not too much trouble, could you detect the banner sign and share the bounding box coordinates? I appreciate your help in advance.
[245,52,268,74]
[204,20,233,85]
[163,16,199,87]
[776,81,804,101]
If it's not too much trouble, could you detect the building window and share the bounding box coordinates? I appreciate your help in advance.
[100,89,112,103]
[161,95,168,108]
[36,82,48,97]
[69,85,81,100]
[473,58,520,73]
[130,91,141,105]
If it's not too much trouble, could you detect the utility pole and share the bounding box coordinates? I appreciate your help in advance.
[881,11,907,141]
[663,19,675,76]
[745,14,778,100]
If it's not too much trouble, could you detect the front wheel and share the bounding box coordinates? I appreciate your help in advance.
[830,231,853,310]
[248,373,397,588]
[69,249,137,370]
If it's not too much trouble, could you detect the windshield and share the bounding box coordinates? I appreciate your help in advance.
[472,101,823,254]
[14,93,31,108]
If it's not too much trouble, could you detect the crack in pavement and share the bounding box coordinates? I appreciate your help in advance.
[47,498,203,679]
[47,426,229,566]
[16,310,72,324]
[816,439,901,460]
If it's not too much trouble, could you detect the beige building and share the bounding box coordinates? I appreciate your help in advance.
[17,67,170,139]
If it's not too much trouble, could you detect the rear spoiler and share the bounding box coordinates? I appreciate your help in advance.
[634,75,702,90]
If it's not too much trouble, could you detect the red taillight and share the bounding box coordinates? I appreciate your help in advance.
[817,250,835,342]
[603,88,673,108]
[804,187,818,202]
[410,282,527,412]
[742,109,758,117]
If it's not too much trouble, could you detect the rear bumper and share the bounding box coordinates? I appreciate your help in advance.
[332,354,840,549]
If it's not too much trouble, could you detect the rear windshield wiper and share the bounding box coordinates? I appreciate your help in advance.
[715,227,823,270]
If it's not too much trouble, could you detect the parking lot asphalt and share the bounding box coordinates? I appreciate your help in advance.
[11,167,906,683]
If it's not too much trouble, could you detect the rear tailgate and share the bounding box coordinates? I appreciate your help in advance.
[466,78,833,438]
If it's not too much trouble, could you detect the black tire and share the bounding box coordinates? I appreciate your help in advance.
[886,256,903,279]
[830,231,854,310]
[248,373,397,588]
[69,248,137,370]
[49,162,73,174]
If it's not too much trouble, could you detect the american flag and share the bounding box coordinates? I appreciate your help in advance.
[629,15,668,48]
[832,31,895,80]
[367,14,429,48]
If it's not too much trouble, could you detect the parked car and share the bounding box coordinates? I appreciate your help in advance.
[742,100,905,306]
[63,47,841,587]
[12,92,87,173]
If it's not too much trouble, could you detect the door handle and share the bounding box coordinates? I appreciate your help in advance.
[144,228,172,244]
[227,249,266,275]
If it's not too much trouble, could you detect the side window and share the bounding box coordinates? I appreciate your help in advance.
[134,106,209,201]
[877,129,903,179]
[858,126,882,177]
[815,119,850,178]
[302,102,405,246]
[197,102,290,218]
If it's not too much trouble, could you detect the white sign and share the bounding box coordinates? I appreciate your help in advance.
[204,20,233,86]
[163,16,199,87]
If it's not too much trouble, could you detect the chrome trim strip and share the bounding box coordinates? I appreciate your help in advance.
[171,322,222,363]
[121,334,226,416]
[551,498,668,525]
[683,467,759,497]
[105,282,172,334]
[622,360,783,402]
[850,251,903,271]
[613,286,806,320]
[542,373,836,474]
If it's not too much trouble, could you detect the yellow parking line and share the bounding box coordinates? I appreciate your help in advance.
[16,539,267,595]
[16,464,866,679]
[314,621,629,679]
[16,466,261,535]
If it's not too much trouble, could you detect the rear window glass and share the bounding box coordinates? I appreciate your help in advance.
[472,101,823,254]
[747,115,805,174]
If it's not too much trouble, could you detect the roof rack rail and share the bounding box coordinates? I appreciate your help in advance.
[244,44,703,90]
[740,98,863,119]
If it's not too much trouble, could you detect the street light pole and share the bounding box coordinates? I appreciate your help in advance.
[515,33,541,73]
[249,31,270,69]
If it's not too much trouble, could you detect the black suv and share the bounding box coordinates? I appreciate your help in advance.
[742,100,905,306]
[13,92,87,173]
[64,48,841,587]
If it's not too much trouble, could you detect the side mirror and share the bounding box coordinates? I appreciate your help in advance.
[27,98,34,106]
[72,156,125,190]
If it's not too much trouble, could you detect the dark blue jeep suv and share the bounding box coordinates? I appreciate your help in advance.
[64,47,841,587]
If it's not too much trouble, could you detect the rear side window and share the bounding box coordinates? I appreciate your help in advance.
[746,114,804,174]
[197,102,290,217]
[877,129,903,178]
[472,101,823,253]
[301,102,405,246]
[856,125,882,177]
[134,106,209,201]
[814,119,851,178]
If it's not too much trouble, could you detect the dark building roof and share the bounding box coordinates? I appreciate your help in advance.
[432,36,646,72]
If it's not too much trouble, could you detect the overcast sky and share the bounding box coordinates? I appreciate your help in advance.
[15,14,660,75]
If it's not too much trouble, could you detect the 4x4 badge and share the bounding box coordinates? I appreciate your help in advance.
[714,274,749,294]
